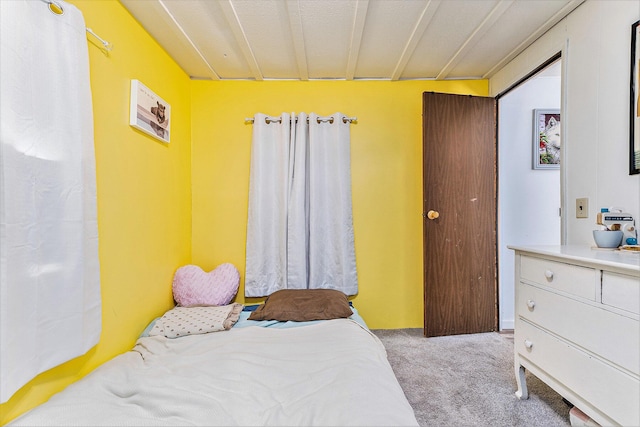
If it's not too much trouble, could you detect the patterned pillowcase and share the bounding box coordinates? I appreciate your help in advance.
[149,303,243,339]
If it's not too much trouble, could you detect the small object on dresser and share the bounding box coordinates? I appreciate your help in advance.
[592,230,623,248]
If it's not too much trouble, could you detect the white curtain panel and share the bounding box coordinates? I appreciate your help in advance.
[0,0,101,403]
[245,113,358,297]
[244,113,292,296]
[307,113,358,295]
[286,112,309,290]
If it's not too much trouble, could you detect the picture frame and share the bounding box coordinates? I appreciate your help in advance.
[129,79,171,143]
[630,20,640,175]
[532,109,560,170]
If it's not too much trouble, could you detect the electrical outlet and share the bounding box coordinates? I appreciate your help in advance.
[576,198,589,218]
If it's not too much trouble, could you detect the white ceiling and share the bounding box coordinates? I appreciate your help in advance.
[120,0,584,81]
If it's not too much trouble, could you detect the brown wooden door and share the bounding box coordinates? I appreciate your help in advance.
[423,92,497,337]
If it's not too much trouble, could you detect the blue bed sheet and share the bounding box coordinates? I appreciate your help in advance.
[233,305,368,329]
[139,305,368,338]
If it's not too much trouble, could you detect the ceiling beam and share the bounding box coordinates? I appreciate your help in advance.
[285,0,309,81]
[218,0,264,81]
[156,0,220,80]
[482,0,585,79]
[390,0,441,81]
[436,0,514,80]
[345,0,369,80]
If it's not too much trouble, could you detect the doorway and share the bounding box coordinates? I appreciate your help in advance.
[497,58,562,330]
[422,56,563,336]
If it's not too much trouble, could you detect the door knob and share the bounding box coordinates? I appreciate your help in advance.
[426,210,440,220]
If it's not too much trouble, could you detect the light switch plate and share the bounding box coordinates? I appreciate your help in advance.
[576,198,589,218]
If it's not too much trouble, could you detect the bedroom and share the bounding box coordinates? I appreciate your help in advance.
[0,0,638,425]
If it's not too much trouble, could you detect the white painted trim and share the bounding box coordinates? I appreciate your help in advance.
[500,319,514,331]
[560,38,569,245]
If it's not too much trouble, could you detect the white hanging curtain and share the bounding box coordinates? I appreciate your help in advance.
[0,0,101,403]
[245,113,358,297]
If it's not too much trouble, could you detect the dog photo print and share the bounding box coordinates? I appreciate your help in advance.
[129,79,171,143]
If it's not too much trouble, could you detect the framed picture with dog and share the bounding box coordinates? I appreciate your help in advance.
[533,109,560,170]
[129,79,171,143]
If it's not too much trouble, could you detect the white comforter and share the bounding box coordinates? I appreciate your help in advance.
[11,319,418,426]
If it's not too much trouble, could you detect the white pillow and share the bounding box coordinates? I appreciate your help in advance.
[149,303,243,339]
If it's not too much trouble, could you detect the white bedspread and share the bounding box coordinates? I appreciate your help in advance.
[11,320,418,426]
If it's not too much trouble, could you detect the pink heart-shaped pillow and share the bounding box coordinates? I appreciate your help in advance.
[173,264,240,307]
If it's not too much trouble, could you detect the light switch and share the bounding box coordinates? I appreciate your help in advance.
[576,198,589,218]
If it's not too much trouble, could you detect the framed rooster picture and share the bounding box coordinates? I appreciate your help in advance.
[533,109,560,170]
[129,80,171,143]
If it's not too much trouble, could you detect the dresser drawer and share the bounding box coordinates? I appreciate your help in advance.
[520,256,597,300]
[602,271,640,315]
[517,283,639,374]
[515,319,640,427]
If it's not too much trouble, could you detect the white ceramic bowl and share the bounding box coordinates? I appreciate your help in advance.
[592,230,623,248]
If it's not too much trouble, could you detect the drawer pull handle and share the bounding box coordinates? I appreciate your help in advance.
[544,270,554,281]
[526,300,536,309]
[524,340,533,350]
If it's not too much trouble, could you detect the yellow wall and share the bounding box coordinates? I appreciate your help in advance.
[191,80,488,329]
[0,1,192,423]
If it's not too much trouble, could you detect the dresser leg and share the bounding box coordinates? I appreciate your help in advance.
[515,363,528,399]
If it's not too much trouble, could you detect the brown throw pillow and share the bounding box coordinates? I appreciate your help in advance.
[247,289,353,322]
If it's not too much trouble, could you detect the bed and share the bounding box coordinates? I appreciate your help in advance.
[9,290,419,426]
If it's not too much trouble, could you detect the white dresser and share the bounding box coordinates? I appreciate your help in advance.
[510,245,640,426]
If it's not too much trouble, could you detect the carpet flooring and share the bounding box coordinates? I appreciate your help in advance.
[371,329,572,427]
